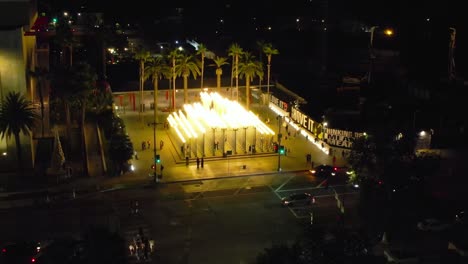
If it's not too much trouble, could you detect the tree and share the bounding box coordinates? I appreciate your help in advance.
[168,48,182,110]
[256,40,266,87]
[228,43,244,100]
[145,55,166,124]
[238,52,263,110]
[263,43,279,95]
[108,133,134,175]
[68,63,98,177]
[175,54,200,104]
[209,56,229,93]
[196,43,208,88]
[28,67,49,138]
[0,92,38,172]
[134,48,151,115]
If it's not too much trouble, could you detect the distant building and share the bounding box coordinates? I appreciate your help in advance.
[0,0,38,171]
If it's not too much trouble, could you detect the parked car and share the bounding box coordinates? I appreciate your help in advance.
[417,218,452,231]
[310,165,337,177]
[281,193,314,206]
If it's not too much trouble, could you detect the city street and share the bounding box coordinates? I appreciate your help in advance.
[0,170,359,264]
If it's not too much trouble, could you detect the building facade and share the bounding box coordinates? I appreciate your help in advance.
[0,0,38,171]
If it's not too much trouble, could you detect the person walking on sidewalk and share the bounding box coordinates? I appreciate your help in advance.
[201,157,204,168]
[196,157,200,169]
[160,140,164,150]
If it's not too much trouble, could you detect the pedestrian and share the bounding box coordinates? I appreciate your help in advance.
[142,141,146,150]
[147,140,151,149]
[215,141,219,150]
[160,140,164,150]
[201,157,204,168]
[143,236,149,260]
[185,156,189,166]
[196,157,200,169]
[134,151,139,160]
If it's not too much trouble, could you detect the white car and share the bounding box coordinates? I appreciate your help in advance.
[417,218,451,231]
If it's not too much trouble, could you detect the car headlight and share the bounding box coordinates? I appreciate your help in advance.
[331,172,336,176]
[311,170,316,174]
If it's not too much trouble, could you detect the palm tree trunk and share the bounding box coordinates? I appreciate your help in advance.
[172,59,176,110]
[153,78,158,124]
[246,76,251,111]
[81,100,89,177]
[235,56,239,101]
[38,80,45,138]
[183,75,188,104]
[201,56,204,88]
[14,133,22,174]
[267,63,271,95]
[69,45,73,66]
[217,71,221,93]
[65,102,72,153]
[139,61,144,114]
[230,57,234,98]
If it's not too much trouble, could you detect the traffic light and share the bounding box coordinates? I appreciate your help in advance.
[279,145,285,155]
[52,17,57,23]
[155,154,161,163]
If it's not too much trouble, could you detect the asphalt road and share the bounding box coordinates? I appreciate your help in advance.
[0,171,360,264]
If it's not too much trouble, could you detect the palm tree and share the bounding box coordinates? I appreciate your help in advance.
[168,49,182,110]
[28,67,49,138]
[175,54,201,104]
[262,43,279,95]
[238,52,264,110]
[145,55,166,124]
[196,43,208,89]
[133,49,151,115]
[228,43,244,100]
[256,40,266,87]
[209,56,229,93]
[0,91,38,172]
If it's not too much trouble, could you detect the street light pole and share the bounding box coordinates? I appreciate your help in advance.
[277,115,282,171]
[148,121,157,182]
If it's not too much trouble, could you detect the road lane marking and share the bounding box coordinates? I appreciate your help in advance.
[275,175,296,192]
[316,179,327,188]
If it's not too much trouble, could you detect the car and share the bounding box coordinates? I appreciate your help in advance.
[310,165,337,177]
[281,193,314,206]
[417,218,452,231]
